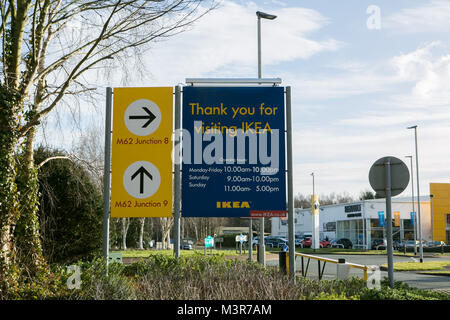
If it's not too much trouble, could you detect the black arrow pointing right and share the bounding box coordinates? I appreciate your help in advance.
[129,107,157,128]
[131,166,153,194]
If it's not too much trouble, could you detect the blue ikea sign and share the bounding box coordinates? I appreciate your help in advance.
[181,87,286,217]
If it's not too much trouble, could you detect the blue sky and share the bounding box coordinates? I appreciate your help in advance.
[38,0,450,199]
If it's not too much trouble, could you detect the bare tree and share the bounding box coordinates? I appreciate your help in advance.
[0,0,216,285]
[159,217,173,249]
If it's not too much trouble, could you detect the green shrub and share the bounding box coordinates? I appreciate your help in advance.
[36,146,103,264]
[6,255,450,300]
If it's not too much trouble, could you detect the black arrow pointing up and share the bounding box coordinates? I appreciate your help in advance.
[131,166,153,194]
[129,107,156,128]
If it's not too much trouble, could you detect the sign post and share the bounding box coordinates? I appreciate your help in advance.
[384,159,394,288]
[103,87,113,267]
[311,195,320,250]
[173,86,182,258]
[205,236,214,255]
[369,156,409,288]
[286,86,296,283]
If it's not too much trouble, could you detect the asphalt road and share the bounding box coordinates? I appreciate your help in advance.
[266,253,450,292]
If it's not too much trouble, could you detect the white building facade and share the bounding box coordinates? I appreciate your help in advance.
[272,197,431,249]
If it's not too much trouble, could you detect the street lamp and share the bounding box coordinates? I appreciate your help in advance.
[405,155,417,255]
[407,125,424,263]
[256,10,277,267]
[257,11,277,79]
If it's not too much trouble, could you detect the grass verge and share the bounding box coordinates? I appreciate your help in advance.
[381,261,450,271]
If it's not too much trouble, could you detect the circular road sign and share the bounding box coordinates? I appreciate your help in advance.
[123,161,161,199]
[369,156,409,198]
[124,99,161,136]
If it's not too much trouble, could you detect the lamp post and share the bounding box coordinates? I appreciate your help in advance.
[257,11,277,79]
[256,10,277,267]
[407,125,424,263]
[405,155,417,255]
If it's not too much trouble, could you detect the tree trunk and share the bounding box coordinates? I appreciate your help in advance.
[15,125,47,276]
[0,87,21,290]
[138,218,145,250]
[159,218,173,250]
[0,139,19,290]
[121,218,130,250]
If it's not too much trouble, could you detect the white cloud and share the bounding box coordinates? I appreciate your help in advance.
[384,0,450,33]
[391,42,450,101]
[140,1,342,84]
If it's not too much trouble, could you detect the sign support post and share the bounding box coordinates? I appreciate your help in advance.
[248,219,253,261]
[384,159,394,288]
[173,86,182,258]
[286,86,296,283]
[103,87,113,270]
[259,220,265,266]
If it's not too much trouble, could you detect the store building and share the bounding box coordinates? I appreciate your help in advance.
[272,196,433,249]
[430,183,450,243]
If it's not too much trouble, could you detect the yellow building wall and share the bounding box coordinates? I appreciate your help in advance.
[430,183,450,242]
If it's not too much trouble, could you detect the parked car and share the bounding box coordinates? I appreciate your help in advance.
[298,237,331,248]
[393,240,403,250]
[371,239,387,250]
[181,243,193,250]
[403,240,417,248]
[265,236,288,248]
[295,234,304,247]
[300,237,312,248]
[331,238,353,249]
[320,239,332,248]
[252,236,267,247]
[428,241,446,247]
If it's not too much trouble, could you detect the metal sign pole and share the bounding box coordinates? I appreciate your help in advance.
[384,159,394,288]
[248,219,253,261]
[103,87,113,270]
[173,86,182,258]
[259,219,265,266]
[286,86,296,283]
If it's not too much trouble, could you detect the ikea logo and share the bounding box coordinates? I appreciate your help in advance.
[216,201,250,209]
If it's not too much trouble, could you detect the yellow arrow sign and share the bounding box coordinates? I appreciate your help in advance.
[110,87,173,217]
